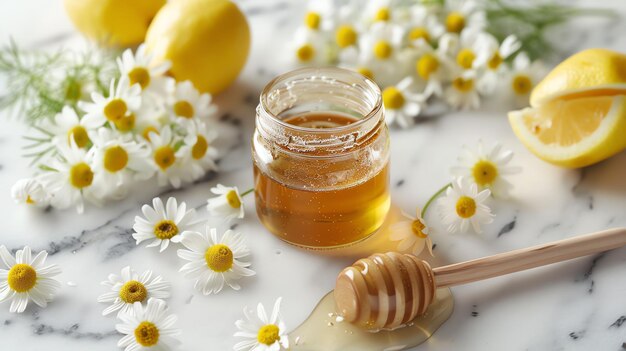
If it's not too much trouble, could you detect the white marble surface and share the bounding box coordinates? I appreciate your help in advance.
[1,0,626,350]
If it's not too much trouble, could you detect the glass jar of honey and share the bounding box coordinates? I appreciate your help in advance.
[252,67,390,249]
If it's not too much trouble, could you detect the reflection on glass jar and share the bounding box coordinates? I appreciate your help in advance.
[252,67,390,249]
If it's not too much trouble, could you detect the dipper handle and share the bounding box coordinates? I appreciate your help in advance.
[433,228,626,288]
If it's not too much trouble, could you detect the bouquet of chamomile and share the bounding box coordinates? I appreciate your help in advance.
[289,0,608,128]
[1,43,224,213]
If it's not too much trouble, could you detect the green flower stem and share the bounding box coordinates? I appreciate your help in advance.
[240,188,254,197]
[421,183,451,218]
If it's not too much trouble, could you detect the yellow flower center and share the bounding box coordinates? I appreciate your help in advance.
[456,48,476,69]
[128,67,151,90]
[70,162,94,189]
[226,190,241,209]
[452,77,474,92]
[119,280,148,303]
[305,12,321,30]
[455,196,476,218]
[409,27,430,42]
[68,125,90,148]
[512,75,532,95]
[7,263,37,293]
[103,145,129,173]
[296,44,315,62]
[488,52,503,70]
[205,244,234,272]
[192,135,208,160]
[153,220,178,240]
[114,113,136,132]
[411,220,428,238]
[357,67,374,80]
[257,324,281,345]
[446,12,465,33]
[375,7,390,21]
[336,25,357,48]
[104,99,128,122]
[382,87,405,110]
[416,54,440,80]
[373,40,393,60]
[142,126,159,141]
[26,196,35,205]
[472,160,498,186]
[154,146,176,170]
[134,321,160,347]
[174,100,195,119]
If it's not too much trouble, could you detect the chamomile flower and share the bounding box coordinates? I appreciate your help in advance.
[117,44,173,99]
[364,0,395,24]
[168,81,217,125]
[338,46,380,82]
[356,22,406,86]
[234,297,289,351]
[116,298,181,351]
[437,177,494,234]
[508,52,545,106]
[79,76,142,128]
[382,77,426,129]
[451,141,522,198]
[360,22,404,64]
[183,121,219,181]
[390,209,434,257]
[148,126,188,188]
[475,34,521,94]
[39,139,100,213]
[206,184,245,221]
[414,41,454,98]
[11,178,49,207]
[292,27,330,65]
[446,28,491,71]
[90,128,154,199]
[302,0,336,32]
[47,106,100,149]
[132,197,200,252]
[97,266,171,317]
[177,227,255,295]
[0,246,61,313]
[334,23,360,53]
[443,0,487,34]
[406,5,445,48]
[444,69,480,110]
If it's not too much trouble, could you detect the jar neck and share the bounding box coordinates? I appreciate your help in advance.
[256,67,384,155]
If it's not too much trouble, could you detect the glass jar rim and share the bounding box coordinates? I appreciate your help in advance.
[259,67,383,134]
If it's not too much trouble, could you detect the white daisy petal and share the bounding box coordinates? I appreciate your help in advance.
[0,247,60,313]
[451,141,521,197]
[234,297,287,351]
[97,266,171,317]
[116,298,181,350]
[177,226,255,295]
[437,176,495,234]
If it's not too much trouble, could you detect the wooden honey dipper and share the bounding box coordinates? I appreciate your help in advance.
[334,228,626,330]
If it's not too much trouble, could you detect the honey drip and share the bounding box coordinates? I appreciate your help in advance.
[289,289,454,351]
[254,113,390,248]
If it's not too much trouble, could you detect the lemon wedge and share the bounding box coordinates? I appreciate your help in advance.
[509,95,626,168]
[530,49,626,107]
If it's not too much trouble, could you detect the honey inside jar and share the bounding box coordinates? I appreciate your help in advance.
[253,68,390,249]
[254,113,390,248]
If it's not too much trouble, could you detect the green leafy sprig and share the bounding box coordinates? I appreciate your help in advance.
[482,0,617,61]
[0,40,118,125]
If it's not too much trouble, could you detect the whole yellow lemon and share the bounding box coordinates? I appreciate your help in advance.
[63,0,165,47]
[145,0,250,94]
